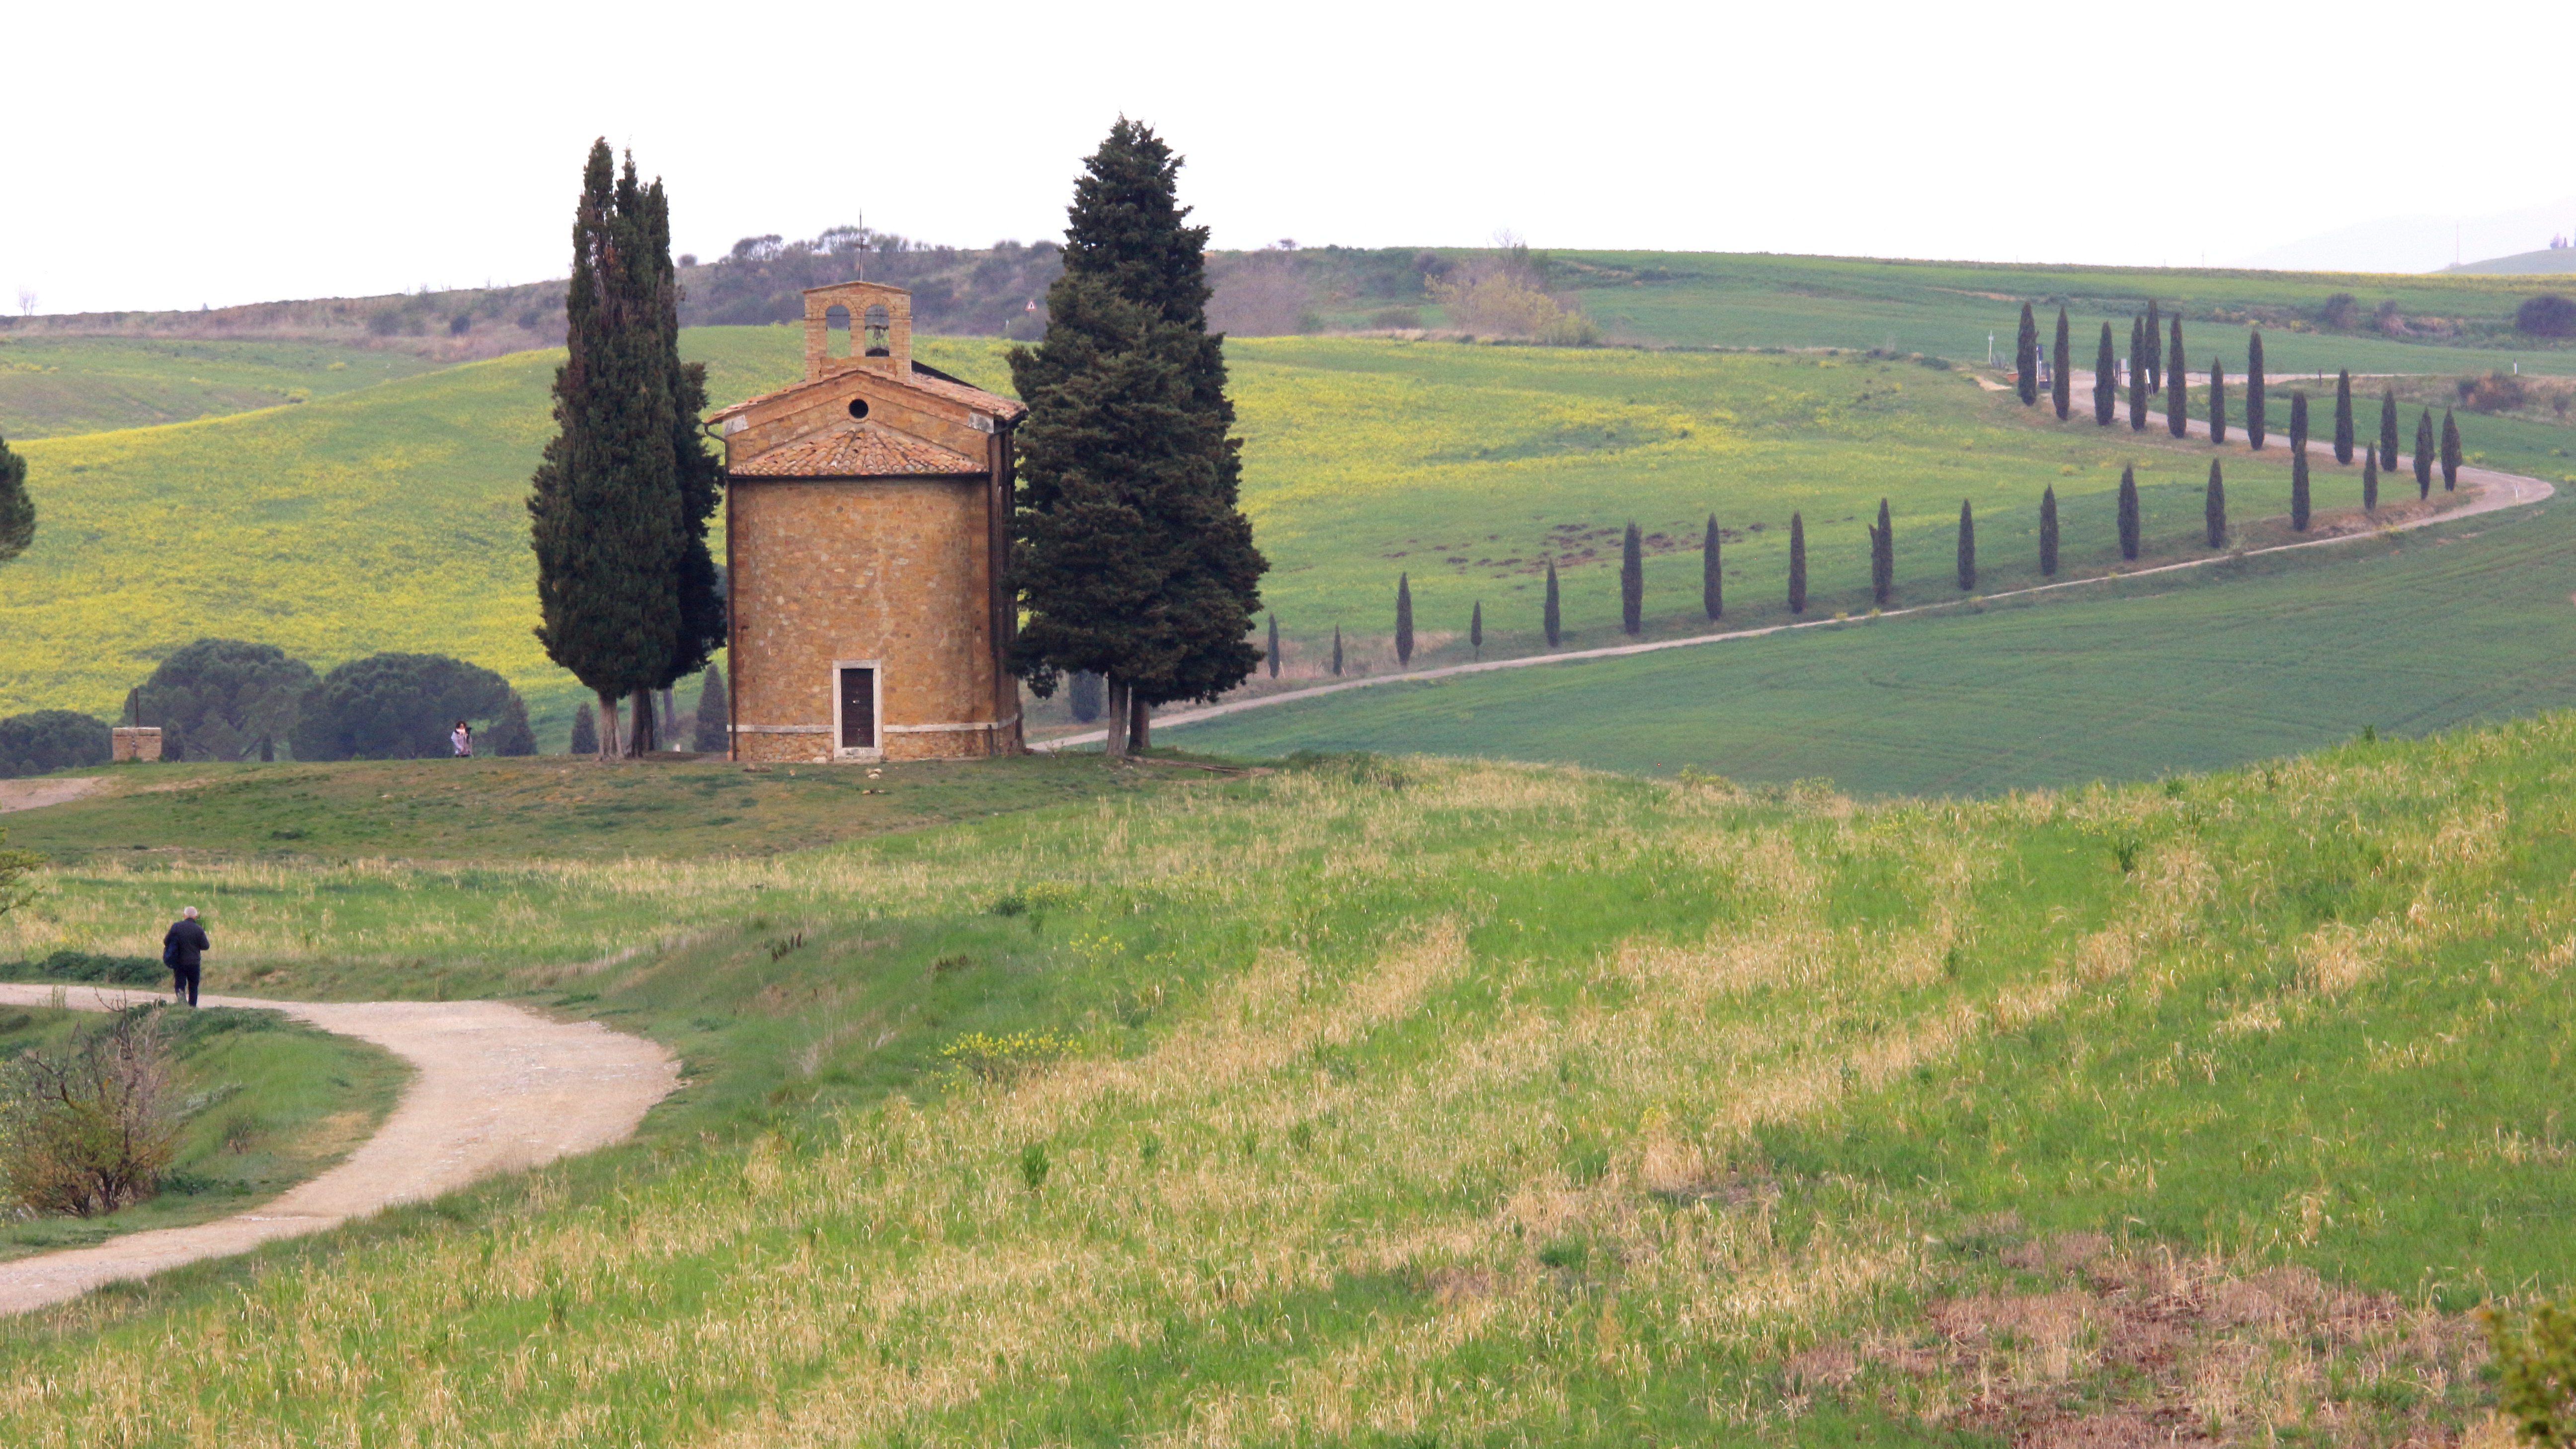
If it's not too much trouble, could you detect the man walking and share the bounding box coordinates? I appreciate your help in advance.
[162,905,208,1007]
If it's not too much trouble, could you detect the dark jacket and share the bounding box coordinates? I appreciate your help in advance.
[164,918,209,969]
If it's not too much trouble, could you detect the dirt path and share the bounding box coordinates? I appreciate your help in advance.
[1040,398,2556,753]
[0,986,678,1315]
[0,778,105,813]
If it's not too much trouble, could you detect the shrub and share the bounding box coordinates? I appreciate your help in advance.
[2320,292,2358,328]
[2458,371,2529,413]
[484,691,538,756]
[0,710,110,778]
[1368,307,1422,329]
[567,703,599,755]
[0,1007,180,1217]
[940,1030,1069,1084]
[2486,1300,2576,1446]
[2516,294,2576,337]
[289,652,513,761]
[0,950,162,985]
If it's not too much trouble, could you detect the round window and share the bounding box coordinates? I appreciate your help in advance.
[847,398,871,420]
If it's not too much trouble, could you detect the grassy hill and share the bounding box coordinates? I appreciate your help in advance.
[0,719,2568,1442]
[0,337,450,439]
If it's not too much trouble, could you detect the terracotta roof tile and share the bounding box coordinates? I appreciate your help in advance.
[730,421,984,479]
[706,362,1025,423]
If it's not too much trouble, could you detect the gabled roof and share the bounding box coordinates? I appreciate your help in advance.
[706,360,1026,424]
[729,420,984,479]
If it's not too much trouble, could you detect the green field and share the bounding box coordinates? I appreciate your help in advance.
[0,337,450,439]
[0,718,2567,1442]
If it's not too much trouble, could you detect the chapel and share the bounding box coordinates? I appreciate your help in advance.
[708,281,1026,762]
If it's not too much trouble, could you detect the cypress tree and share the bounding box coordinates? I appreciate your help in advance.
[691,662,729,752]
[2167,315,2185,395]
[2117,466,2141,560]
[1331,626,1344,676]
[487,692,538,757]
[1267,613,1281,677]
[2039,486,2060,575]
[1869,497,1894,608]
[2166,317,2188,437]
[2441,408,2462,490]
[566,703,598,756]
[2292,447,2311,530]
[2144,299,2163,390]
[2378,388,2400,472]
[2247,330,2268,450]
[2205,461,2227,548]
[2333,369,2355,464]
[1010,119,1268,753]
[2414,409,2435,497]
[2289,388,2309,458]
[2128,317,2149,431]
[2093,323,2116,426]
[1543,560,1562,645]
[2052,307,2071,420]
[1956,499,1976,591]
[1619,522,1643,635]
[1787,514,1808,614]
[1395,572,1414,664]
[1701,514,1722,621]
[2209,355,2228,445]
[2015,303,2039,405]
[530,140,713,759]
[1470,601,1483,659]
[1067,670,1103,722]
[0,431,32,565]
[2362,447,2379,512]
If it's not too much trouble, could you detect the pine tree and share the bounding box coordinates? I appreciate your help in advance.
[2093,323,2117,426]
[2441,408,2462,490]
[567,703,598,756]
[691,663,729,752]
[487,692,538,757]
[2040,486,2060,575]
[2144,299,2164,390]
[2052,307,2071,420]
[529,141,713,759]
[1470,601,1483,659]
[2117,466,2141,560]
[0,431,32,565]
[2128,316,2149,431]
[2205,461,2227,548]
[2015,303,2039,405]
[2209,355,2229,445]
[2333,369,2355,464]
[2247,330,2268,450]
[1009,119,1267,754]
[1787,514,1808,614]
[1701,514,1722,621]
[2166,317,2188,437]
[1395,572,1414,664]
[2414,409,2435,498]
[1619,523,1643,635]
[2378,388,2401,472]
[1955,499,1976,591]
[1267,614,1281,678]
[1543,559,1562,646]
[2363,448,2379,512]
[1331,626,1344,676]
[1869,498,1894,608]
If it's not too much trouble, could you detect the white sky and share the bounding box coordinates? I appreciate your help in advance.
[8,0,2571,317]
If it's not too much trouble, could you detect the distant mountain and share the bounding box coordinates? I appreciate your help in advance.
[2237,197,2576,274]
[2443,247,2576,277]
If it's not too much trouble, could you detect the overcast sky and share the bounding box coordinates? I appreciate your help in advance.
[9,0,2571,316]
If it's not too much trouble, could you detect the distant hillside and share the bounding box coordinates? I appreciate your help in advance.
[2444,247,2576,276]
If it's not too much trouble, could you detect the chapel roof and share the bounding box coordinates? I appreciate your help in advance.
[728,420,985,479]
[706,360,1026,425]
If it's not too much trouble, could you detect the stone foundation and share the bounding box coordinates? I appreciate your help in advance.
[111,727,162,763]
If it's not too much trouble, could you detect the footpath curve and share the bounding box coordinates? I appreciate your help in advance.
[1039,397,2556,752]
[0,986,678,1316]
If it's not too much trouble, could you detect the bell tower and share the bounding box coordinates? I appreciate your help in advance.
[803,280,911,381]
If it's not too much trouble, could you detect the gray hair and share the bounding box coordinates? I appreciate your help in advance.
[182,906,199,919]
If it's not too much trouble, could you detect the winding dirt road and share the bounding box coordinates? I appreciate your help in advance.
[0,986,678,1315]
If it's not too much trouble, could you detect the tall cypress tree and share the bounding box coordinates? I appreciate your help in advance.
[2093,323,2117,426]
[1010,120,1268,754]
[2117,466,2141,560]
[1956,499,1976,591]
[2333,369,2355,464]
[2414,409,2435,498]
[2128,317,2149,431]
[0,431,32,566]
[691,663,729,752]
[2205,461,2227,548]
[2144,299,2164,390]
[2290,392,2313,529]
[2209,355,2228,445]
[1619,522,1644,635]
[1787,514,1808,614]
[1869,498,1894,608]
[2052,307,2071,420]
[1331,626,1344,677]
[1543,560,1562,646]
[567,703,598,756]
[2039,486,2060,575]
[2378,388,2400,472]
[2015,303,2039,405]
[2247,330,2268,450]
[530,140,707,760]
[1266,614,1281,678]
[2289,388,2309,458]
[2166,317,2187,437]
[2441,408,2462,490]
[1701,514,1722,621]
[487,692,537,757]
[1470,601,1482,659]
[1395,572,1414,664]
[2362,448,2379,512]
